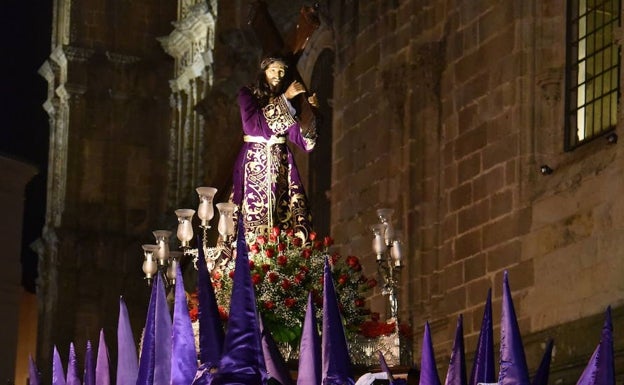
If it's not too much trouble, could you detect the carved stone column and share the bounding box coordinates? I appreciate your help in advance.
[159,0,217,208]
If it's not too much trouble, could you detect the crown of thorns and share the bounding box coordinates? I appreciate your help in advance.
[260,56,288,70]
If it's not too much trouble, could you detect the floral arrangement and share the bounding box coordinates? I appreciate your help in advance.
[205,226,377,345]
[358,312,413,341]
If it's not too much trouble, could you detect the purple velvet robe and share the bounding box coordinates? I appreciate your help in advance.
[232,86,315,239]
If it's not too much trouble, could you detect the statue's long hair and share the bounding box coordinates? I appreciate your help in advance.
[250,55,291,105]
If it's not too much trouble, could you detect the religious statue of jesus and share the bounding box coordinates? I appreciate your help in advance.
[230,55,319,241]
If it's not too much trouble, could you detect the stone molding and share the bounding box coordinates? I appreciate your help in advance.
[105,51,141,65]
[536,67,563,107]
[160,0,217,209]
[64,45,94,63]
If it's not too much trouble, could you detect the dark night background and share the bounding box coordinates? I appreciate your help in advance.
[2,1,53,293]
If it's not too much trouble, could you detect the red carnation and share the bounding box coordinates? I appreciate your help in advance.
[268,272,279,283]
[229,270,235,279]
[284,298,296,308]
[263,301,275,310]
[250,243,260,254]
[269,233,277,243]
[346,255,359,267]
[249,259,255,269]
[285,228,295,237]
[261,263,271,273]
[338,274,348,285]
[277,255,288,266]
[189,307,199,322]
[265,248,275,258]
[309,232,317,241]
[313,240,323,250]
[301,248,312,259]
[257,235,267,245]
[281,278,291,290]
[218,306,229,321]
[212,271,222,280]
[271,226,281,238]
[292,237,302,247]
[299,265,309,273]
[252,273,262,285]
[354,298,365,307]
[323,236,334,247]
[277,242,286,252]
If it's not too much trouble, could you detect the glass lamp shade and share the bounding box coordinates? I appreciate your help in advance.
[390,239,403,267]
[196,186,218,227]
[152,230,172,265]
[216,202,237,238]
[370,223,387,259]
[167,251,182,284]
[376,208,395,223]
[376,208,395,245]
[141,244,160,279]
[175,209,195,247]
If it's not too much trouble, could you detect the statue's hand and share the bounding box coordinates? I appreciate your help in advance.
[307,93,319,108]
[284,80,306,99]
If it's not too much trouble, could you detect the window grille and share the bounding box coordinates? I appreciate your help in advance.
[566,0,621,150]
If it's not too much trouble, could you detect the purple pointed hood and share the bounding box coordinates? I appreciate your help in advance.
[444,315,467,385]
[297,292,321,385]
[66,343,80,385]
[498,271,530,385]
[469,289,495,385]
[95,329,110,385]
[52,346,67,385]
[154,271,173,385]
[531,339,553,385]
[117,297,138,385]
[259,316,294,385]
[28,355,40,385]
[84,340,95,385]
[196,235,225,367]
[172,262,199,385]
[321,257,354,385]
[137,272,171,385]
[575,307,614,385]
[212,218,267,385]
[419,322,441,385]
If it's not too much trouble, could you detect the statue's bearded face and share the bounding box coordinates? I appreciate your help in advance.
[264,61,286,90]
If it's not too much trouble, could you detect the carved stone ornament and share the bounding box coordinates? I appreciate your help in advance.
[64,45,95,62]
[537,67,563,106]
[105,51,141,65]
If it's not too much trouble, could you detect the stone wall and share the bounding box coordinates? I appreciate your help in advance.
[326,0,623,382]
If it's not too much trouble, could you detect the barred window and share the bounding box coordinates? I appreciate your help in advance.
[566,0,621,150]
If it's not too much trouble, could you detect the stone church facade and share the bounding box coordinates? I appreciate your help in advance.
[31,0,623,383]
